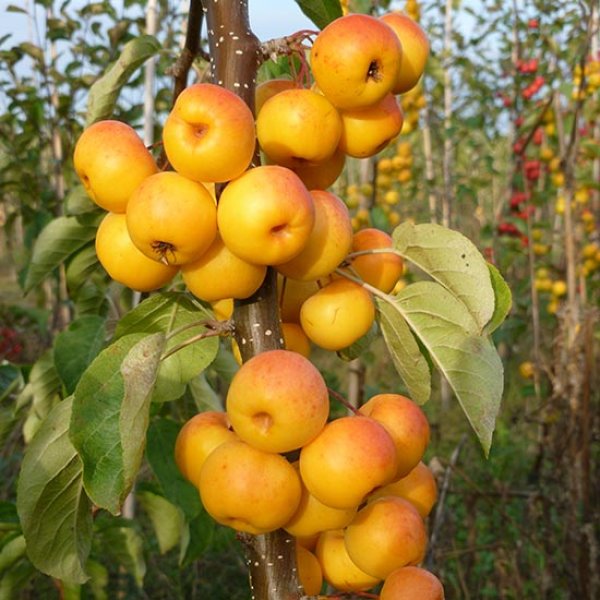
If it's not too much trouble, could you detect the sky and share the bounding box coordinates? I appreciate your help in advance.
[0,0,316,47]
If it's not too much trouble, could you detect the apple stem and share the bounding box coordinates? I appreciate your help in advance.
[164,317,234,342]
[334,267,392,303]
[328,386,362,415]
[160,327,225,362]
[344,247,405,261]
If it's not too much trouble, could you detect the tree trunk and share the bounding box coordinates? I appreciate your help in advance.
[202,2,305,598]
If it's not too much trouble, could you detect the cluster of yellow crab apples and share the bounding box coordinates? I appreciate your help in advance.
[175,349,441,597]
[73,11,429,354]
[74,10,439,597]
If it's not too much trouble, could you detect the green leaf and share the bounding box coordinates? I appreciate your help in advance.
[375,297,431,405]
[18,42,44,63]
[188,373,223,412]
[0,501,19,530]
[0,535,26,574]
[16,350,61,443]
[16,398,92,584]
[24,216,97,294]
[70,333,165,514]
[0,559,36,599]
[385,281,503,455]
[115,293,219,403]
[392,222,496,332]
[179,511,218,567]
[137,490,183,554]
[0,364,22,403]
[85,559,108,600]
[370,205,390,231]
[86,35,161,126]
[7,5,29,13]
[66,244,102,296]
[145,418,202,520]
[54,315,106,395]
[94,518,145,588]
[64,185,98,216]
[485,263,512,334]
[293,0,342,30]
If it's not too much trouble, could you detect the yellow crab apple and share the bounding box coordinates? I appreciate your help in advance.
[217,165,315,265]
[368,461,438,518]
[380,566,445,600]
[289,146,346,190]
[73,119,157,213]
[310,13,402,110]
[225,349,329,453]
[174,411,238,487]
[181,234,266,302]
[300,279,375,351]
[359,393,430,478]
[345,228,404,293]
[257,89,342,167]
[277,190,353,281]
[95,212,178,292]
[284,472,358,537]
[255,78,300,115]
[344,496,428,579]
[339,93,404,158]
[126,171,217,266]
[299,415,398,509]
[315,529,381,592]
[281,322,311,358]
[296,544,323,596]
[198,440,301,534]
[278,276,321,323]
[380,12,430,94]
[162,82,255,183]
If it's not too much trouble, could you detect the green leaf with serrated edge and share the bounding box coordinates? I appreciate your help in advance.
[294,0,342,30]
[115,293,219,403]
[392,222,495,332]
[146,418,202,520]
[485,263,512,335]
[54,315,106,395]
[137,490,182,554]
[66,244,102,295]
[16,398,92,584]
[70,333,164,514]
[387,281,503,456]
[86,35,161,126]
[94,519,145,588]
[24,216,97,293]
[375,297,431,405]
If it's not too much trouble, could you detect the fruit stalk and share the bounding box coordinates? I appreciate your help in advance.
[202,1,302,598]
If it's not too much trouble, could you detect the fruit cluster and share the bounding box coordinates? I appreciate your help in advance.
[74,10,428,353]
[175,348,441,596]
